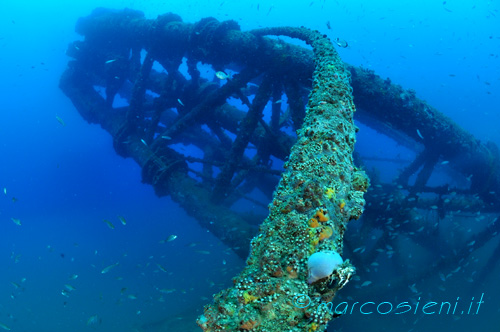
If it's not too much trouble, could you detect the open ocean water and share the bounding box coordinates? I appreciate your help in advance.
[0,0,498,331]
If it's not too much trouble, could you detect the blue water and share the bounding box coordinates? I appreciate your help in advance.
[0,0,499,331]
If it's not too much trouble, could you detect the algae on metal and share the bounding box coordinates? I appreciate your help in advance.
[197,27,369,332]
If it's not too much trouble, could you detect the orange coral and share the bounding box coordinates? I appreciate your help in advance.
[309,217,320,228]
[319,226,333,241]
[314,208,329,222]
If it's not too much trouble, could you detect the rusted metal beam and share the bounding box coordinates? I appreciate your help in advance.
[198,26,368,332]
[68,8,500,208]
[59,64,256,260]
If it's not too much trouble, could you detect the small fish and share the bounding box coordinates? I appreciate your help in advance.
[3,187,6,195]
[161,135,171,140]
[215,71,231,80]
[266,5,273,15]
[127,294,137,300]
[163,235,177,243]
[11,218,21,226]
[55,115,66,126]
[69,274,78,280]
[101,262,119,274]
[156,263,168,273]
[441,161,449,165]
[177,99,184,106]
[158,288,175,294]
[409,283,418,293]
[105,59,117,64]
[326,21,331,30]
[334,38,348,48]
[361,281,372,287]
[416,129,424,139]
[11,253,21,263]
[103,219,115,229]
[118,215,127,226]
[61,289,70,297]
[0,322,11,331]
[195,250,211,255]
[140,139,148,146]
[64,284,76,291]
[86,315,98,326]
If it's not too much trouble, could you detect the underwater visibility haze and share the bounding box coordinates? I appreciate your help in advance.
[0,0,499,331]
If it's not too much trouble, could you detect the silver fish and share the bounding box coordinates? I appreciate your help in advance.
[0,322,11,331]
[103,219,115,229]
[55,115,66,126]
[118,216,127,226]
[101,262,119,274]
[334,38,348,48]
[215,71,230,80]
[11,218,21,226]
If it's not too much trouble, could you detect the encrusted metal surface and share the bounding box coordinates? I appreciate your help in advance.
[197,27,368,332]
